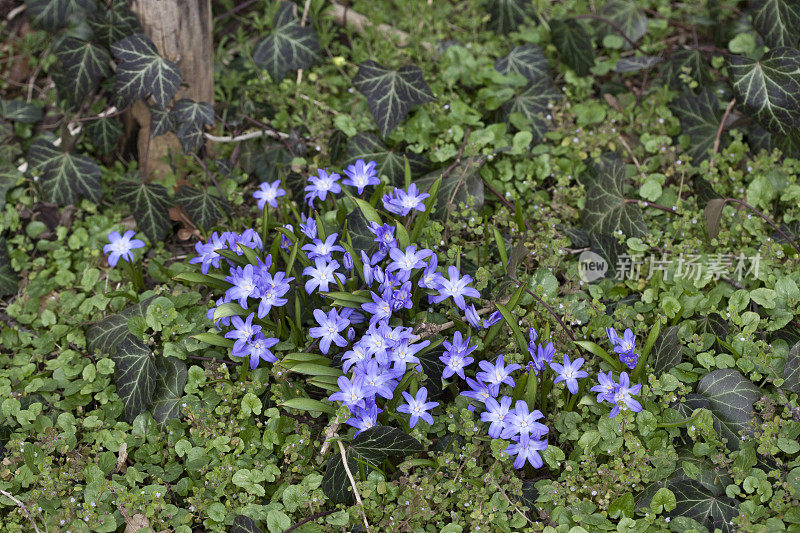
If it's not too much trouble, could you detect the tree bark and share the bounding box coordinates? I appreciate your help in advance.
[127,0,214,180]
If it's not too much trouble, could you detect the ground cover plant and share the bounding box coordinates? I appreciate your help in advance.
[2,0,800,531]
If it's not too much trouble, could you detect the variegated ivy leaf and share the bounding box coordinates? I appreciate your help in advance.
[0,99,43,124]
[782,341,800,394]
[486,0,534,34]
[415,155,486,216]
[660,49,711,89]
[649,326,682,376]
[151,357,187,429]
[27,138,102,205]
[0,164,21,206]
[669,479,739,533]
[54,37,112,104]
[25,0,95,31]
[88,0,143,46]
[729,47,800,135]
[503,77,562,142]
[84,117,123,154]
[696,368,761,450]
[672,89,727,162]
[86,297,156,354]
[494,44,550,83]
[581,156,648,238]
[550,19,595,76]
[345,133,429,186]
[149,105,174,137]
[111,33,183,108]
[616,55,662,73]
[175,185,226,230]
[599,0,649,44]
[231,516,265,533]
[118,179,173,242]
[750,0,800,49]
[0,236,18,298]
[171,99,215,153]
[112,336,156,423]
[252,2,320,81]
[353,61,436,138]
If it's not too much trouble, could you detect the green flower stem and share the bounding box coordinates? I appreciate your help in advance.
[239,358,248,383]
[122,259,145,292]
[261,207,270,257]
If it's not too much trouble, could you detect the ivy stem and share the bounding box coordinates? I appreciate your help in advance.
[623,198,677,214]
[723,198,800,257]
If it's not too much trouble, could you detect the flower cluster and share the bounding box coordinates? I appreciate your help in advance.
[606,326,638,370]
[591,371,643,418]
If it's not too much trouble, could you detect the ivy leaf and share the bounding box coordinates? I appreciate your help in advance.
[581,156,647,238]
[84,117,123,155]
[352,61,436,138]
[660,49,711,89]
[27,139,102,205]
[669,479,740,533]
[750,0,800,49]
[650,326,682,376]
[54,37,112,104]
[782,340,800,394]
[171,99,214,153]
[322,426,423,504]
[149,105,174,137]
[0,164,22,206]
[729,47,800,135]
[25,0,95,31]
[589,232,624,279]
[495,44,549,82]
[0,236,18,298]
[252,1,320,81]
[503,77,562,141]
[616,55,662,73]
[231,515,265,533]
[696,369,761,450]
[345,133,429,186]
[112,336,156,423]
[88,0,143,45]
[118,179,173,242]
[175,185,226,229]
[86,297,156,354]
[415,156,486,217]
[599,0,649,44]
[151,357,187,429]
[673,89,727,163]
[486,0,533,34]
[0,99,43,124]
[550,19,594,76]
[111,33,183,108]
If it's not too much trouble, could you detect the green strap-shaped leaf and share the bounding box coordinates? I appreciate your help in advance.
[352,61,436,138]
[27,139,102,205]
[696,368,761,450]
[86,297,156,354]
[118,180,173,242]
[550,19,595,76]
[175,185,226,230]
[171,99,215,153]
[649,325,682,376]
[149,105,174,137]
[345,133,429,186]
[750,0,800,49]
[0,99,43,124]
[503,77,562,141]
[88,0,143,45]
[486,0,533,34]
[0,236,19,298]
[782,340,800,394]
[151,357,187,429]
[599,0,649,44]
[495,44,549,82]
[252,2,320,81]
[729,47,800,135]
[85,117,123,155]
[581,156,647,238]
[112,336,156,423]
[54,37,112,104]
[111,33,183,108]
[673,89,727,163]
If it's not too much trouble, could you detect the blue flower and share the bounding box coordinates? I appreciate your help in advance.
[309,308,350,354]
[356,360,402,399]
[343,159,380,194]
[549,354,588,394]
[607,327,638,369]
[225,313,262,356]
[304,169,341,206]
[342,251,353,270]
[253,179,286,209]
[346,401,382,437]
[464,304,482,329]
[389,281,413,311]
[397,387,438,428]
[500,400,548,440]
[189,232,225,274]
[368,222,396,256]
[460,377,495,404]
[383,184,429,216]
[418,254,442,290]
[430,265,480,310]
[480,396,512,439]
[530,341,555,375]
[476,354,520,396]
[103,230,145,267]
[233,333,279,369]
[361,291,393,327]
[440,331,476,380]
[302,233,344,262]
[483,311,502,329]
[329,375,368,410]
[224,264,260,308]
[299,215,317,240]
[389,339,429,368]
[609,372,643,419]
[505,433,548,469]
[387,245,433,274]
[590,371,618,404]
[341,342,369,373]
[256,271,293,318]
[302,258,345,294]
